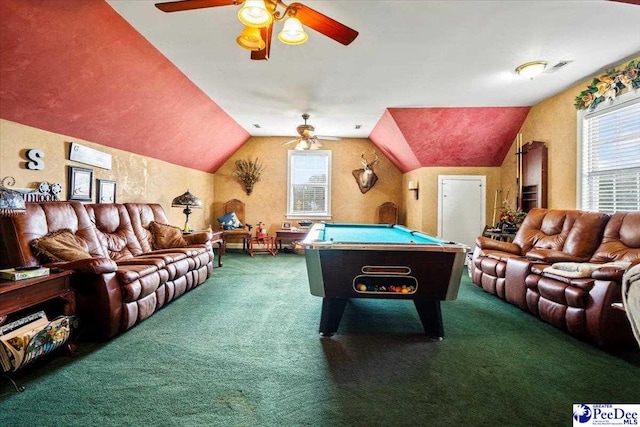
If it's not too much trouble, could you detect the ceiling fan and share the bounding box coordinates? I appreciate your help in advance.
[281,114,341,150]
[154,0,359,61]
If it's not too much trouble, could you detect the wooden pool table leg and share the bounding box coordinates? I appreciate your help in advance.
[414,299,444,339]
[319,297,349,337]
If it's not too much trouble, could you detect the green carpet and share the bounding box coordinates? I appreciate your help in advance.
[1,252,638,426]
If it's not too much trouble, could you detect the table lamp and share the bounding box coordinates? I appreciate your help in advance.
[171,190,202,233]
[0,176,26,217]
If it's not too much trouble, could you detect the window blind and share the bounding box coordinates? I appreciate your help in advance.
[287,151,331,217]
[581,97,640,213]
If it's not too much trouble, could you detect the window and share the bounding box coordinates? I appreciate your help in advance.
[287,150,331,218]
[579,93,640,213]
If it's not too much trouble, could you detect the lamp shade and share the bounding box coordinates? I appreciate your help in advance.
[278,17,308,45]
[0,187,26,216]
[171,190,202,208]
[236,26,266,51]
[238,0,272,28]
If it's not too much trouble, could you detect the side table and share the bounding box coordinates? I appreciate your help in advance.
[0,270,76,391]
[209,231,224,267]
[276,229,310,251]
[0,270,75,328]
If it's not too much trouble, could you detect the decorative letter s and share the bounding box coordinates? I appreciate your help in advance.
[26,149,45,170]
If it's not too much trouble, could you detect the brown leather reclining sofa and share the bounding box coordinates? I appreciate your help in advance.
[471,208,640,348]
[0,201,214,339]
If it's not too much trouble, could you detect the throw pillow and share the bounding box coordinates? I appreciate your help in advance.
[217,211,243,230]
[31,229,91,262]
[149,221,188,249]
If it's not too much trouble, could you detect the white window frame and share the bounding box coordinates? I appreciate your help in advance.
[577,89,640,213]
[286,150,332,220]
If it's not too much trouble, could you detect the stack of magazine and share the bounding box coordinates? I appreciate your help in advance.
[0,311,73,372]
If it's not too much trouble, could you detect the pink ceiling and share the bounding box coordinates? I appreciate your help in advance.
[0,0,531,175]
[0,0,249,173]
[370,107,531,172]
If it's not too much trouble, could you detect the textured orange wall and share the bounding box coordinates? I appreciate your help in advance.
[501,56,640,210]
[403,167,501,235]
[213,137,403,236]
[0,119,215,229]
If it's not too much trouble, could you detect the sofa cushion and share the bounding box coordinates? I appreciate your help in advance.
[149,221,187,249]
[31,229,91,262]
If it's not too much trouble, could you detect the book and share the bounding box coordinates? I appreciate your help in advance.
[0,267,50,281]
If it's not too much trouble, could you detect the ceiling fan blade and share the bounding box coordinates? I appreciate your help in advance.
[281,138,301,146]
[155,0,237,13]
[290,3,358,45]
[316,136,342,141]
[609,0,640,5]
[251,22,273,61]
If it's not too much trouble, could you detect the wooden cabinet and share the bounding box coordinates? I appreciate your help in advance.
[519,141,547,212]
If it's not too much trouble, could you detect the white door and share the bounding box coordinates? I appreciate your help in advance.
[438,175,486,252]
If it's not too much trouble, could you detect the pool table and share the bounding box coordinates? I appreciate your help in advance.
[302,223,468,338]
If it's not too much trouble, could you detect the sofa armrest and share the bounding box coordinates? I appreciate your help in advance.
[593,266,625,282]
[476,236,520,254]
[525,249,586,263]
[47,257,117,274]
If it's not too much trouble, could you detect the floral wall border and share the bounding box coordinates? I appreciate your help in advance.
[574,59,640,111]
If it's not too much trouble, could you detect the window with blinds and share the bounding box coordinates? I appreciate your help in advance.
[287,150,331,218]
[580,95,640,213]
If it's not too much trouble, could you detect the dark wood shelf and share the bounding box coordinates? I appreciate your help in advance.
[519,141,547,212]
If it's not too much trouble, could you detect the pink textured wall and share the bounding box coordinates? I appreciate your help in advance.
[370,107,530,172]
[0,0,249,173]
[369,110,422,173]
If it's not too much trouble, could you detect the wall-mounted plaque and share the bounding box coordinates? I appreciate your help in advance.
[69,142,112,170]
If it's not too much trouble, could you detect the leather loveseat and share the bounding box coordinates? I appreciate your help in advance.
[0,201,214,339]
[471,208,639,348]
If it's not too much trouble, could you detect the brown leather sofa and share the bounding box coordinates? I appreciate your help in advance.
[471,209,640,348]
[0,201,214,339]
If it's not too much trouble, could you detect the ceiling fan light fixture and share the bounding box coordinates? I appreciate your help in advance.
[238,0,272,28]
[295,140,310,150]
[278,17,308,45]
[515,61,547,80]
[236,26,265,51]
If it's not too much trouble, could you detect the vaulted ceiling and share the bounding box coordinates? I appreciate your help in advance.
[1,1,639,173]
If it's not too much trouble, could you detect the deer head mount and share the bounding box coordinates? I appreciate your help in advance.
[352,151,379,194]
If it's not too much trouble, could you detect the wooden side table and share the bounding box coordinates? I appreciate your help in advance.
[276,229,310,250]
[209,231,224,267]
[0,270,75,327]
[0,270,76,391]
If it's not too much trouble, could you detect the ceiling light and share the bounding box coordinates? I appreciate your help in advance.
[515,61,547,80]
[238,0,272,28]
[295,140,310,150]
[278,17,308,45]
[236,26,265,51]
[156,0,359,61]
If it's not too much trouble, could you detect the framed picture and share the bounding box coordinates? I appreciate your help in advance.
[68,166,93,201]
[97,179,116,203]
[282,222,291,229]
